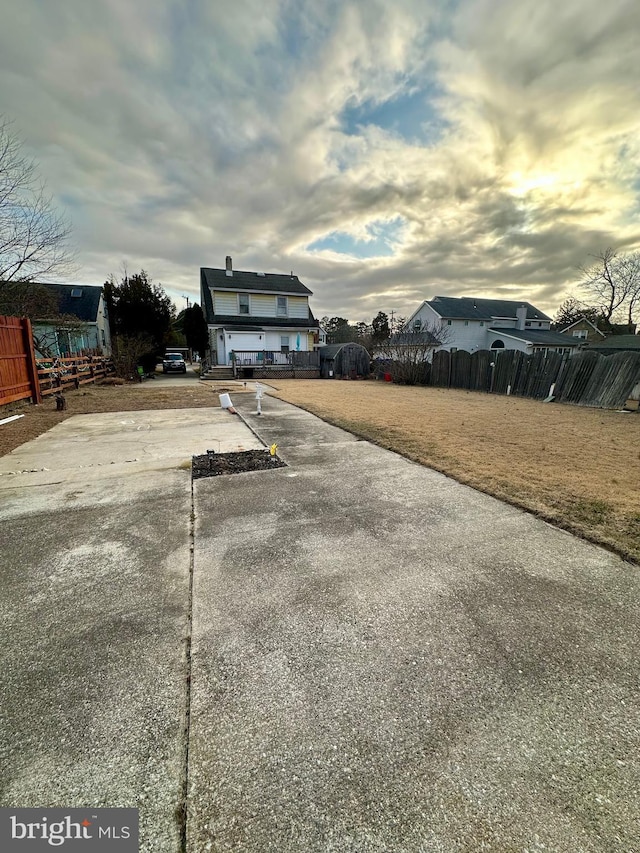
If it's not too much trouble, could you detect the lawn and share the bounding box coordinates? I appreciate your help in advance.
[265,379,640,564]
[2,375,638,562]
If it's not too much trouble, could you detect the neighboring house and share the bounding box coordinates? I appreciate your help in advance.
[31,283,112,357]
[557,317,606,344]
[407,296,580,355]
[586,334,640,355]
[200,257,320,366]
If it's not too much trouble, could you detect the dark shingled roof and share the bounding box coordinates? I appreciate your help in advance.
[428,296,551,322]
[488,328,581,346]
[208,315,314,330]
[586,334,640,351]
[200,267,313,324]
[33,283,103,322]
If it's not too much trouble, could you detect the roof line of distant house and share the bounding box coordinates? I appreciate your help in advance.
[559,317,606,336]
[412,296,552,323]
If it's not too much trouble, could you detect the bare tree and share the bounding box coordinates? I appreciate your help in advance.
[616,251,640,327]
[376,318,451,385]
[111,333,154,380]
[0,117,75,293]
[580,248,640,327]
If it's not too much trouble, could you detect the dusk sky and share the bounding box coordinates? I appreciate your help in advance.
[2,0,639,322]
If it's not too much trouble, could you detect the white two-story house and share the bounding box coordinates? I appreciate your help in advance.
[407,296,581,355]
[200,257,321,366]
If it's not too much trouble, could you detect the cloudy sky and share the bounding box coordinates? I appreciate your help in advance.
[2,0,639,321]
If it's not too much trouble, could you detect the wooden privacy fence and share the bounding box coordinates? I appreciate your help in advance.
[429,348,640,409]
[0,315,41,405]
[1,313,114,407]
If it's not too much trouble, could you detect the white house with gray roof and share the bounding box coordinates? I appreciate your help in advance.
[407,296,580,355]
[200,257,320,366]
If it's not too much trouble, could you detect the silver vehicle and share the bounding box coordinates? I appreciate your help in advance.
[162,352,187,374]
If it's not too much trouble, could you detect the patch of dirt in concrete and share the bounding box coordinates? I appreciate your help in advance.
[192,449,286,479]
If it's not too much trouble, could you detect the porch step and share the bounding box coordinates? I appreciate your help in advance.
[200,367,235,381]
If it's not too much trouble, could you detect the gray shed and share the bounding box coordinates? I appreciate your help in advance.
[319,343,370,379]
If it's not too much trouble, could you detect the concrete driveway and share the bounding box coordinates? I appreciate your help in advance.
[187,396,640,853]
[1,395,638,852]
[0,407,262,852]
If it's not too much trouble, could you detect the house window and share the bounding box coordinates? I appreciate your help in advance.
[447,319,452,325]
[479,321,484,326]
[238,294,250,315]
[525,321,531,327]
[277,296,287,317]
[413,319,421,330]
[71,288,83,297]
[572,329,588,339]
[280,335,290,353]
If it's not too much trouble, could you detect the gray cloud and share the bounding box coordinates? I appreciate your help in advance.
[0,0,638,322]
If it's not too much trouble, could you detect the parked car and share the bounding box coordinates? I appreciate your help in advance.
[162,352,187,374]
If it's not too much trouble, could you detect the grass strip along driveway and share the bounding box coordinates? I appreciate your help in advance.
[267,380,640,564]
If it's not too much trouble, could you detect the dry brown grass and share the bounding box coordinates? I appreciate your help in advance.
[266,379,640,563]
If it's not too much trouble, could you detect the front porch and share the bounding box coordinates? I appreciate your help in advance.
[202,350,320,381]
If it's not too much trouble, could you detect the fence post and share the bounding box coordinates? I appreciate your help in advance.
[21,317,43,404]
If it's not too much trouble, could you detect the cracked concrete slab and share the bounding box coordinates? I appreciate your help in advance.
[0,408,262,488]
[187,396,640,853]
[0,408,261,853]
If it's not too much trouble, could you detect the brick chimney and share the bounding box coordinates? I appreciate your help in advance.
[225,256,233,277]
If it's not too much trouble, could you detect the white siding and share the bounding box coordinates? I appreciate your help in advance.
[288,296,309,319]
[213,290,237,314]
[251,294,274,317]
[264,330,309,351]
[488,334,529,353]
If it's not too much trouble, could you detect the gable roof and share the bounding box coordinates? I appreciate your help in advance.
[558,317,606,336]
[201,267,312,295]
[200,267,313,324]
[488,328,581,346]
[427,296,551,322]
[33,283,103,322]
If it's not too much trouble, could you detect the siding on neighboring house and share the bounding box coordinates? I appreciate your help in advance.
[287,296,309,319]
[250,294,276,317]
[213,290,237,314]
[211,289,310,319]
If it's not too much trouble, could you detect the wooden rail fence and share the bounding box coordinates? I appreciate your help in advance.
[37,355,115,397]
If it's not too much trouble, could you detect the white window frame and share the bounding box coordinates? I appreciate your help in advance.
[277,296,288,317]
[238,293,250,315]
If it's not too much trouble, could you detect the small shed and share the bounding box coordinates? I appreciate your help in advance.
[319,343,370,379]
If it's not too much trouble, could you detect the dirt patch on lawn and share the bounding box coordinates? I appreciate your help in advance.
[267,380,640,563]
[0,380,254,458]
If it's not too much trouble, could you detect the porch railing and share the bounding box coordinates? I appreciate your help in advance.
[230,350,320,368]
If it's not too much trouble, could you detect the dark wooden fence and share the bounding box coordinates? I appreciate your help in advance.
[0,315,41,405]
[429,348,640,409]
